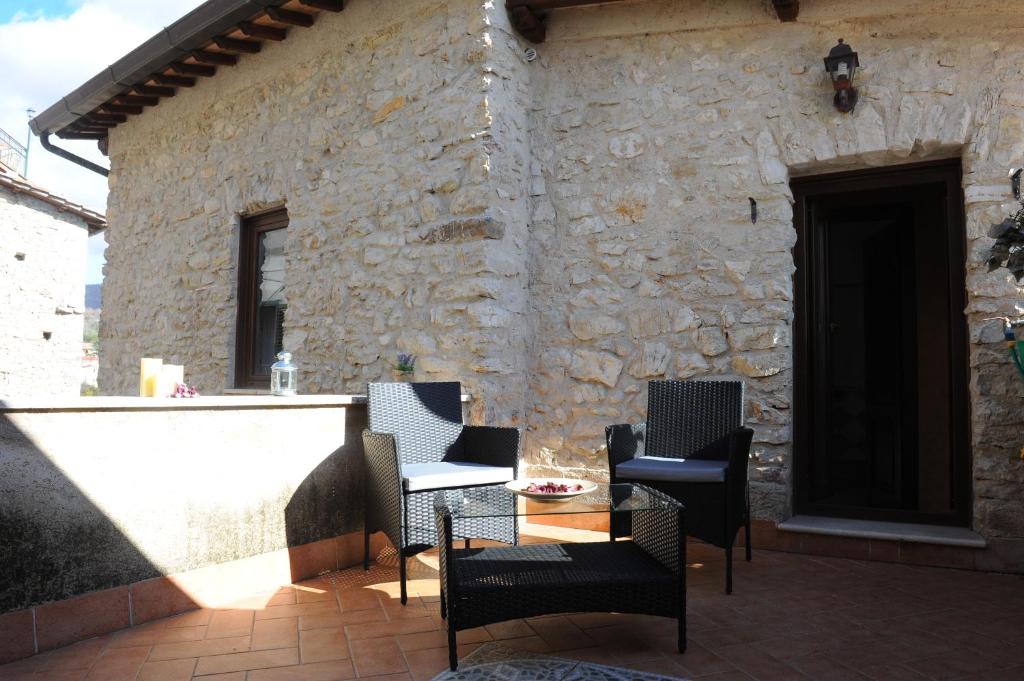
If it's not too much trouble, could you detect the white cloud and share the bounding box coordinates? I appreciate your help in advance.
[0,0,205,282]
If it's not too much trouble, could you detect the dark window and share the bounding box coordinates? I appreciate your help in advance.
[235,208,288,388]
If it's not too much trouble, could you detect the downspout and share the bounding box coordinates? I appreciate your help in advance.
[39,133,109,177]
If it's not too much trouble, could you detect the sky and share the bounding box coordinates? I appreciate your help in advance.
[0,0,205,283]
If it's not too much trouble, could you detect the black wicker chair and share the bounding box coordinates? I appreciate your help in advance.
[362,381,520,603]
[606,379,754,594]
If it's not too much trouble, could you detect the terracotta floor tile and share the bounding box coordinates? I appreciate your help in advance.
[299,627,349,664]
[696,672,756,681]
[665,641,739,677]
[191,673,246,681]
[252,618,300,651]
[300,610,387,631]
[401,647,450,681]
[35,639,108,671]
[786,654,872,681]
[344,618,436,641]
[349,638,408,677]
[715,644,810,681]
[267,589,298,607]
[193,648,299,675]
[395,630,447,653]
[294,586,336,605]
[566,612,628,630]
[205,610,255,639]
[108,624,206,648]
[858,665,931,681]
[256,603,338,622]
[247,659,356,681]
[337,590,382,613]
[165,610,213,629]
[135,657,196,681]
[23,671,88,681]
[149,635,250,662]
[481,620,534,640]
[621,656,691,678]
[497,636,553,654]
[8,545,1024,681]
[525,616,596,651]
[82,645,151,681]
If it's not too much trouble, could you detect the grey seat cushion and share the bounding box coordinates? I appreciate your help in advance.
[616,456,728,483]
[402,461,515,492]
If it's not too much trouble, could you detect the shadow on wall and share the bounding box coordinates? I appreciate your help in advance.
[0,414,193,659]
[0,402,370,663]
[282,441,369,581]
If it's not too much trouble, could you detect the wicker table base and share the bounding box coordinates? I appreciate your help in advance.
[433,484,686,671]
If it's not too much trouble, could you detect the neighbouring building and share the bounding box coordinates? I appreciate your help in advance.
[31,0,1024,569]
[0,156,105,398]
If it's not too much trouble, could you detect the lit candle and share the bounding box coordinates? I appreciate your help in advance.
[139,358,163,397]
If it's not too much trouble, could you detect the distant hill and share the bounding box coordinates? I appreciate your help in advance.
[85,284,101,310]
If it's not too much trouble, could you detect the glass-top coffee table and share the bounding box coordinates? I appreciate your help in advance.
[436,482,680,520]
[433,482,686,671]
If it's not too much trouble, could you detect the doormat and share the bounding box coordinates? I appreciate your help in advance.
[430,642,687,680]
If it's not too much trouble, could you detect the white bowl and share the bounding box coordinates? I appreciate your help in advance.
[505,478,598,501]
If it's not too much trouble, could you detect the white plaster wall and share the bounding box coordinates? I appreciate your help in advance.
[0,187,88,397]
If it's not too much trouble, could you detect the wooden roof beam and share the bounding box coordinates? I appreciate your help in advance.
[238,21,286,41]
[298,0,344,11]
[115,94,159,106]
[171,61,216,77]
[505,1,629,43]
[57,131,107,140]
[86,112,127,124]
[213,35,262,53]
[508,5,545,43]
[152,73,197,87]
[266,6,314,27]
[102,103,143,115]
[77,119,116,129]
[191,50,238,66]
[133,84,176,97]
[772,0,799,21]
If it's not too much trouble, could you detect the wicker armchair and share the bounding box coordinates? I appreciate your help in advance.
[607,380,754,594]
[362,381,520,603]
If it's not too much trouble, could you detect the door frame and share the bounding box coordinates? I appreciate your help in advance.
[791,158,971,526]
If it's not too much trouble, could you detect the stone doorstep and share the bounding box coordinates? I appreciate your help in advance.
[0,529,389,666]
[778,515,988,548]
[532,514,1021,574]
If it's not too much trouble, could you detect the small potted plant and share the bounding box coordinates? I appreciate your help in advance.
[391,352,416,382]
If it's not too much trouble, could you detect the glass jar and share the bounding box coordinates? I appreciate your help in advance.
[270,351,297,396]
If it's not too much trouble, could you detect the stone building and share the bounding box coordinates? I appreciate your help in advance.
[0,163,105,398]
[31,0,1024,567]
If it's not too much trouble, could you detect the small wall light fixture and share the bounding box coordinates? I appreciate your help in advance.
[824,39,860,113]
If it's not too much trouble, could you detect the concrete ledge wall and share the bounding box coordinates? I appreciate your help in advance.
[0,397,368,615]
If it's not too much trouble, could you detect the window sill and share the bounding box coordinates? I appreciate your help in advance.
[778,515,987,548]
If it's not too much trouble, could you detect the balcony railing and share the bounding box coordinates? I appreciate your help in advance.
[0,126,27,174]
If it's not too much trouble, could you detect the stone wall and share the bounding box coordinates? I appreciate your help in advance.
[101,0,1024,542]
[523,0,1024,535]
[102,0,533,425]
[0,187,88,398]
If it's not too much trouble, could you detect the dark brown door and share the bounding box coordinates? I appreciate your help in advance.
[792,160,970,525]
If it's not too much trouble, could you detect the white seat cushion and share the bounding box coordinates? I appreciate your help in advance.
[616,456,728,483]
[402,461,515,492]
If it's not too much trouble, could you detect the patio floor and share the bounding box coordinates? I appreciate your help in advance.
[2,524,1022,681]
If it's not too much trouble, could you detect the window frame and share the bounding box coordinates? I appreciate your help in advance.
[234,207,289,389]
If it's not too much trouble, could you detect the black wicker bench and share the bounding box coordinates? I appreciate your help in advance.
[434,484,685,670]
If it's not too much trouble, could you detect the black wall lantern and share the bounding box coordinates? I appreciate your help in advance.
[824,39,860,113]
